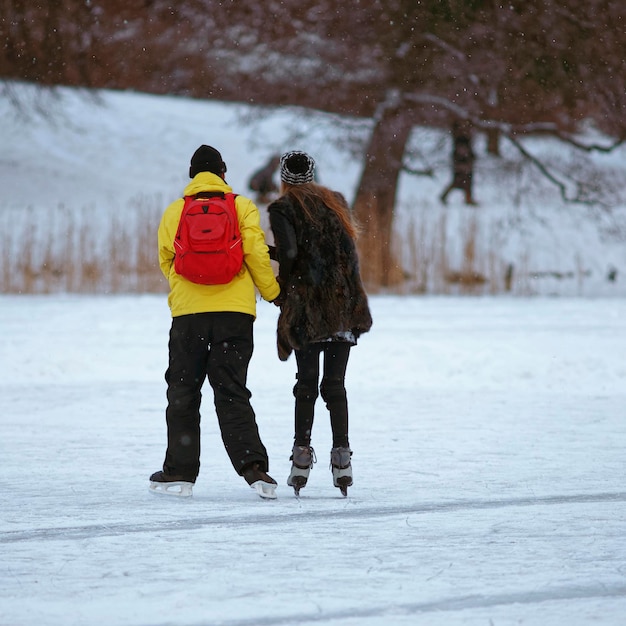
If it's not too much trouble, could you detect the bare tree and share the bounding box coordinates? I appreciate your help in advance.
[3,0,625,286]
[1,0,97,85]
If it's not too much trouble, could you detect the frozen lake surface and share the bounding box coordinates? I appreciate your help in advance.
[1,294,625,625]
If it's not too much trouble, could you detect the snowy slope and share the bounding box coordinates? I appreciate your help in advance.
[1,83,626,296]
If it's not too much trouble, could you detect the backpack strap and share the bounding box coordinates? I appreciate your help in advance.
[179,192,238,219]
[187,191,239,201]
[193,191,226,200]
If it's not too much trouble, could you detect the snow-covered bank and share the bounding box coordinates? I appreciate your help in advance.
[1,84,626,295]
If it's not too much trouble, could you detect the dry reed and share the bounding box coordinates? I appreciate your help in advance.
[1,196,589,295]
[0,195,167,294]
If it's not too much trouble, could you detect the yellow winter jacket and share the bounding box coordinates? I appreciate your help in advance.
[158,172,280,317]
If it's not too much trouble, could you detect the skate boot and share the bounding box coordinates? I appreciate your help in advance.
[242,462,278,500]
[287,445,316,496]
[330,447,353,497]
[149,471,194,498]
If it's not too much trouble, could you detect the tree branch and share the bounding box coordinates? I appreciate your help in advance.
[420,33,466,61]
[551,131,624,153]
[404,92,624,153]
[506,134,609,207]
[401,164,434,177]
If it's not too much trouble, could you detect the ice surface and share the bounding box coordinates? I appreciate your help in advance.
[1,295,625,625]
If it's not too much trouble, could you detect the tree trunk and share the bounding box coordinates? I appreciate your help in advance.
[486,127,501,156]
[352,106,413,288]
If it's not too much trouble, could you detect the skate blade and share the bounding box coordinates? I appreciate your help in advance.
[287,474,308,491]
[250,480,277,500]
[149,480,193,497]
[291,477,306,497]
[334,475,352,497]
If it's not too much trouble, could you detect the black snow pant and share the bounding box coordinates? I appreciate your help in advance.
[293,342,351,449]
[162,312,269,481]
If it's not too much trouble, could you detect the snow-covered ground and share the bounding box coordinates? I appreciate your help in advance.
[1,294,626,625]
[1,84,626,296]
[1,83,626,624]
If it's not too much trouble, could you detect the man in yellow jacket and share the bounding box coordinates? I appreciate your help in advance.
[150,145,281,499]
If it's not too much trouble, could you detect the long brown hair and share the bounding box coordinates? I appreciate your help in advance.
[281,182,359,240]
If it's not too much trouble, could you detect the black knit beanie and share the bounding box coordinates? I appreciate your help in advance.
[189,145,227,178]
[280,151,315,185]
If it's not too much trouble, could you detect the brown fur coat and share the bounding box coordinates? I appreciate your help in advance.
[268,191,372,361]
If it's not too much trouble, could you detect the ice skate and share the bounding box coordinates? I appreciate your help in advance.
[287,445,316,496]
[148,471,194,498]
[242,462,278,500]
[330,447,353,497]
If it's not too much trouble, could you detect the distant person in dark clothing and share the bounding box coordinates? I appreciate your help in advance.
[249,154,281,203]
[440,121,478,206]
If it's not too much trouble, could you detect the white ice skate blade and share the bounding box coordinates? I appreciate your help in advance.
[149,480,193,497]
[250,480,277,500]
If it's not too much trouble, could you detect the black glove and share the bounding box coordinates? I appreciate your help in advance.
[272,289,285,307]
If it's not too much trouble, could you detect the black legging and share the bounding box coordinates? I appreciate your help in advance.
[293,342,351,449]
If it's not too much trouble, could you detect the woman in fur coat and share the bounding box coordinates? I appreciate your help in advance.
[268,151,372,496]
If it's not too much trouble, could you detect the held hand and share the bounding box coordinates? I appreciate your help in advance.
[272,289,285,307]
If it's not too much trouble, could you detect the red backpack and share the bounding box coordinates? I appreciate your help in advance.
[173,192,243,285]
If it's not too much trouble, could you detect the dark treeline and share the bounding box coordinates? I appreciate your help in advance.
[2,0,625,285]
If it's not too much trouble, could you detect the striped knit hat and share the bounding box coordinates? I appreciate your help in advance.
[280,151,315,185]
